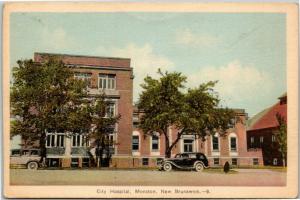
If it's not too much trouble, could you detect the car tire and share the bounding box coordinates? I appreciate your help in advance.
[163,163,172,172]
[27,161,39,170]
[195,162,204,172]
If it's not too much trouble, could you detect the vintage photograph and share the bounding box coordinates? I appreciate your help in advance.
[3,2,298,198]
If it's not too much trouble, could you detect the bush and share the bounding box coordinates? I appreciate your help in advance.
[224,161,230,173]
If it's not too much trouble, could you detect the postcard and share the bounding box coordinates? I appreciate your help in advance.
[2,2,298,198]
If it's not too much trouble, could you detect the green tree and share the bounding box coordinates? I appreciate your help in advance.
[10,57,104,166]
[275,113,287,167]
[89,95,121,167]
[138,70,234,158]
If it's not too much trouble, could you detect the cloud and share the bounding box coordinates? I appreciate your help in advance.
[187,61,275,112]
[96,43,175,102]
[176,28,220,47]
[40,27,75,51]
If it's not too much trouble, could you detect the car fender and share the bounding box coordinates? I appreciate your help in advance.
[164,161,188,169]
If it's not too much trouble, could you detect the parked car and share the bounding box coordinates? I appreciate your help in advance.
[159,152,209,172]
[10,149,41,170]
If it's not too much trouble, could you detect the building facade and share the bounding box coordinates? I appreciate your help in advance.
[131,108,263,168]
[247,93,287,166]
[34,52,134,168]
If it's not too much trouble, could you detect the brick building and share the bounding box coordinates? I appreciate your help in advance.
[247,93,287,166]
[12,52,264,168]
[132,108,263,168]
[33,52,134,168]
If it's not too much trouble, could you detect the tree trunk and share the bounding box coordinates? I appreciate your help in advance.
[39,131,47,167]
[96,140,100,168]
[163,127,171,158]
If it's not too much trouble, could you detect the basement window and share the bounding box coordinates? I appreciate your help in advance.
[142,158,149,166]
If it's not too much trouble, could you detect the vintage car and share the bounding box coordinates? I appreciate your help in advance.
[159,153,209,172]
[10,149,41,170]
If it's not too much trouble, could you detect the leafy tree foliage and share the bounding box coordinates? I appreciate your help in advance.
[275,113,287,167]
[138,69,235,158]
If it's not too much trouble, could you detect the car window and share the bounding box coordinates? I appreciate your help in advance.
[190,154,197,158]
[11,150,21,156]
[30,150,39,156]
[182,154,189,158]
[22,150,30,156]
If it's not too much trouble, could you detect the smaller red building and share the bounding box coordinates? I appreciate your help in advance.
[247,93,287,166]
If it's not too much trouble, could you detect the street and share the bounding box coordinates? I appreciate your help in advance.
[10,168,286,186]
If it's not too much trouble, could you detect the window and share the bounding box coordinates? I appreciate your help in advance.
[260,136,264,143]
[142,158,149,166]
[230,137,237,151]
[132,135,139,151]
[156,158,163,165]
[105,103,115,117]
[74,72,92,87]
[183,139,193,153]
[214,158,220,165]
[273,158,278,166]
[11,149,21,156]
[46,134,65,147]
[82,158,90,167]
[250,136,254,147]
[253,158,259,165]
[72,135,89,147]
[212,135,219,151]
[30,150,39,156]
[72,135,81,147]
[232,158,237,166]
[56,135,65,147]
[152,135,159,151]
[47,158,60,167]
[272,135,276,142]
[71,158,79,168]
[98,74,116,90]
[81,136,90,147]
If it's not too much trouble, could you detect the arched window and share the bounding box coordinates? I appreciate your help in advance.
[229,132,238,152]
[212,133,219,151]
[151,135,159,151]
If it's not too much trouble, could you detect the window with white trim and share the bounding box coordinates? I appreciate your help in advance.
[212,135,219,151]
[98,74,116,90]
[46,134,65,147]
[272,135,276,142]
[232,158,237,166]
[74,72,92,87]
[105,103,115,117]
[183,139,193,153]
[151,135,159,151]
[250,136,254,147]
[230,137,237,151]
[213,158,220,165]
[253,158,259,165]
[132,135,139,151]
[72,135,89,147]
[260,136,264,143]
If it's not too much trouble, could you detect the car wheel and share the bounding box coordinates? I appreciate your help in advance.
[27,161,39,170]
[163,163,172,172]
[195,163,204,172]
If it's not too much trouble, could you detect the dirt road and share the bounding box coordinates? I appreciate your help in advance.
[10,168,286,186]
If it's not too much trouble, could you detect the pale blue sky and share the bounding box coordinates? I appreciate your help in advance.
[10,12,286,117]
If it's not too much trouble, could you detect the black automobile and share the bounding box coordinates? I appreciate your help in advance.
[159,153,209,172]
